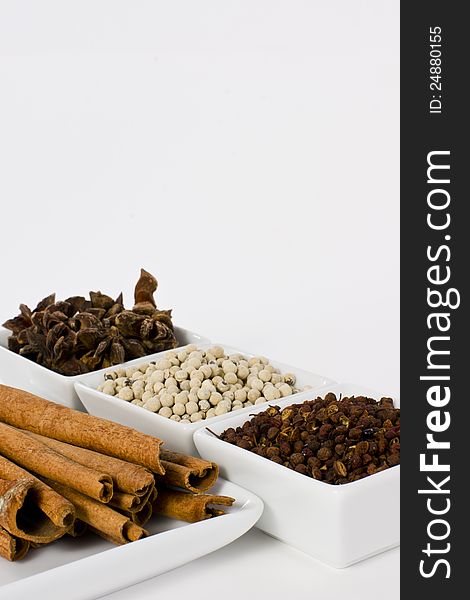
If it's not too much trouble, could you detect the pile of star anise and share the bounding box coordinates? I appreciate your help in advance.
[2,269,177,375]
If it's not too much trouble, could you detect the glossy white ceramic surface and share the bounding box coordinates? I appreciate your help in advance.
[193,383,400,568]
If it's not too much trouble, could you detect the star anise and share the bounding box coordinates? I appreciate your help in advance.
[2,269,177,375]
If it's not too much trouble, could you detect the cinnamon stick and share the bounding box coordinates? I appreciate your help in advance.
[0,385,164,474]
[0,455,74,529]
[67,519,88,538]
[127,500,153,527]
[0,423,113,503]
[152,488,234,523]
[0,477,69,544]
[25,431,154,496]
[109,484,154,513]
[45,479,148,545]
[0,525,29,562]
[159,449,218,493]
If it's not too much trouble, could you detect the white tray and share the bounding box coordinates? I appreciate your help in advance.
[0,479,263,600]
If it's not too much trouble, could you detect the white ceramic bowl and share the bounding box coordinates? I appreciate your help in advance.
[193,382,400,568]
[0,326,209,410]
[75,343,335,455]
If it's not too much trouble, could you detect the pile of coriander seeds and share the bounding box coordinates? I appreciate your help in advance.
[97,345,309,423]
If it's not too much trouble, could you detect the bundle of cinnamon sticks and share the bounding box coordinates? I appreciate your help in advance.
[0,384,234,562]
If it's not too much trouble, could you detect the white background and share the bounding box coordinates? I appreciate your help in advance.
[0,1,399,598]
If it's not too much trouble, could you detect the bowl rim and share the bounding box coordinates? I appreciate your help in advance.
[74,342,336,432]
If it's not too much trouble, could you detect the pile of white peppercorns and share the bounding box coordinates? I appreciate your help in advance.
[96,345,308,423]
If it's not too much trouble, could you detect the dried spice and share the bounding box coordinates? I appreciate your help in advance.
[218,393,400,485]
[96,345,305,421]
[2,269,177,375]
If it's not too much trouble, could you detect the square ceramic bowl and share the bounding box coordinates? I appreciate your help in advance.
[75,343,335,455]
[0,326,209,410]
[193,382,400,568]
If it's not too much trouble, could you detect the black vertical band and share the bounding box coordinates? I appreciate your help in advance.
[401,2,467,595]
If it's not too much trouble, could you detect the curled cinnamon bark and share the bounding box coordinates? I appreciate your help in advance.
[0,455,74,529]
[0,477,69,544]
[0,424,113,503]
[25,431,154,496]
[0,385,164,474]
[0,525,30,562]
[159,449,218,493]
[45,479,148,545]
[152,488,234,523]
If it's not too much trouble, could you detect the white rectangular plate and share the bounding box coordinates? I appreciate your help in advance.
[0,479,263,600]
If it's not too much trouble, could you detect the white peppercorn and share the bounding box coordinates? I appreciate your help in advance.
[164,377,177,389]
[189,378,202,389]
[215,404,229,416]
[217,381,230,393]
[118,387,134,401]
[234,389,247,402]
[186,401,199,415]
[247,388,261,402]
[225,372,238,385]
[187,357,201,370]
[209,392,222,406]
[197,387,211,401]
[198,399,211,412]
[173,402,186,416]
[237,365,249,380]
[96,344,302,423]
[188,390,199,404]
[177,350,188,362]
[200,364,212,378]
[250,378,264,391]
[160,392,174,408]
[211,346,225,359]
[263,386,279,401]
[258,369,271,382]
[222,360,237,374]
[142,390,154,403]
[279,383,293,397]
[191,370,204,382]
[153,382,164,394]
[175,369,188,382]
[156,358,171,371]
[175,390,189,404]
[102,383,116,396]
[143,397,161,412]
[158,406,173,418]
[150,370,164,384]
